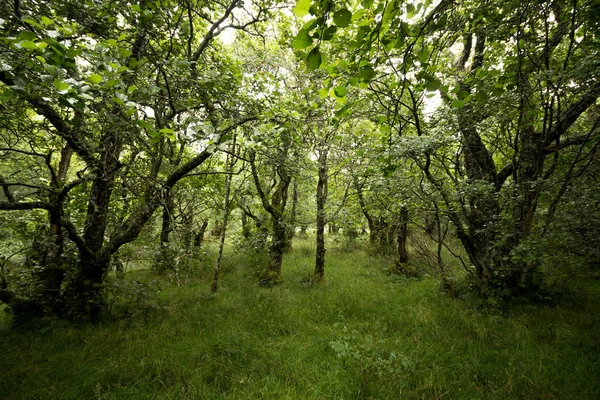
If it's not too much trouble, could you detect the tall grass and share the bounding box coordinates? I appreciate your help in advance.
[1,237,599,399]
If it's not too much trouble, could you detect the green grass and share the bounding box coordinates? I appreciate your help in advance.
[1,238,599,399]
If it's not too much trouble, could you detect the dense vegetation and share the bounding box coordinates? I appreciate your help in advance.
[1,0,599,397]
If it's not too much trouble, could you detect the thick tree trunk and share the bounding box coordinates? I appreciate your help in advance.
[35,145,73,311]
[64,131,123,318]
[65,253,111,320]
[240,211,250,238]
[313,147,328,284]
[160,191,174,244]
[250,146,291,284]
[265,216,286,280]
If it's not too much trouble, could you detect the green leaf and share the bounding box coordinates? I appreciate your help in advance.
[362,0,374,8]
[457,90,470,99]
[19,40,38,50]
[292,29,313,49]
[425,78,441,92]
[294,0,312,17]
[19,31,37,41]
[41,16,53,26]
[159,128,176,140]
[22,19,42,29]
[306,47,322,70]
[476,90,488,103]
[119,48,133,58]
[302,18,319,31]
[322,25,337,41]
[452,99,465,109]
[333,8,352,28]
[359,64,375,82]
[319,88,329,98]
[417,48,430,63]
[334,85,347,98]
[35,55,45,64]
[88,73,103,84]
[137,120,154,129]
[132,4,141,12]
[53,79,70,93]
[356,26,370,46]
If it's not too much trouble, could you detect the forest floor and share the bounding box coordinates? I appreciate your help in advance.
[1,238,599,399]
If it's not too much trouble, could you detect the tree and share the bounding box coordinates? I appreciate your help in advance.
[293,0,600,297]
[0,0,271,318]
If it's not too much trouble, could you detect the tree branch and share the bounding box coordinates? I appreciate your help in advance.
[0,201,52,210]
[546,81,600,145]
[0,72,97,168]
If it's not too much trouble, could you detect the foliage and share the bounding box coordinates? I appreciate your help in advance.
[0,0,599,319]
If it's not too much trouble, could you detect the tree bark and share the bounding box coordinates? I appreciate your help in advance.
[353,175,377,246]
[193,220,209,247]
[396,206,409,264]
[249,130,292,285]
[313,147,328,284]
[285,179,298,251]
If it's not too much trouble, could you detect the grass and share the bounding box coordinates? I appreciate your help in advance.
[1,237,599,399]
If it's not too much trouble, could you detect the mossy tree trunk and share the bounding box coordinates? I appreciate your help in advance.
[249,130,292,285]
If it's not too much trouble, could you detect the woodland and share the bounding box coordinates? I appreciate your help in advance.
[1,0,599,398]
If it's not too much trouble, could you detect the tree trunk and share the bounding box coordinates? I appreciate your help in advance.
[265,215,286,282]
[433,202,446,274]
[313,147,328,284]
[212,135,236,292]
[194,220,209,248]
[65,252,111,320]
[249,132,291,285]
[64,131,123,318]
[157,188,175,274]
[35,145,73,311]
[285,179,298,251]
[353,176,377,246]
[240,210,250,238]
[396,206,409,264]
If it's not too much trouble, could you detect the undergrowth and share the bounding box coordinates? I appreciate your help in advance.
[0,237,599,399]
